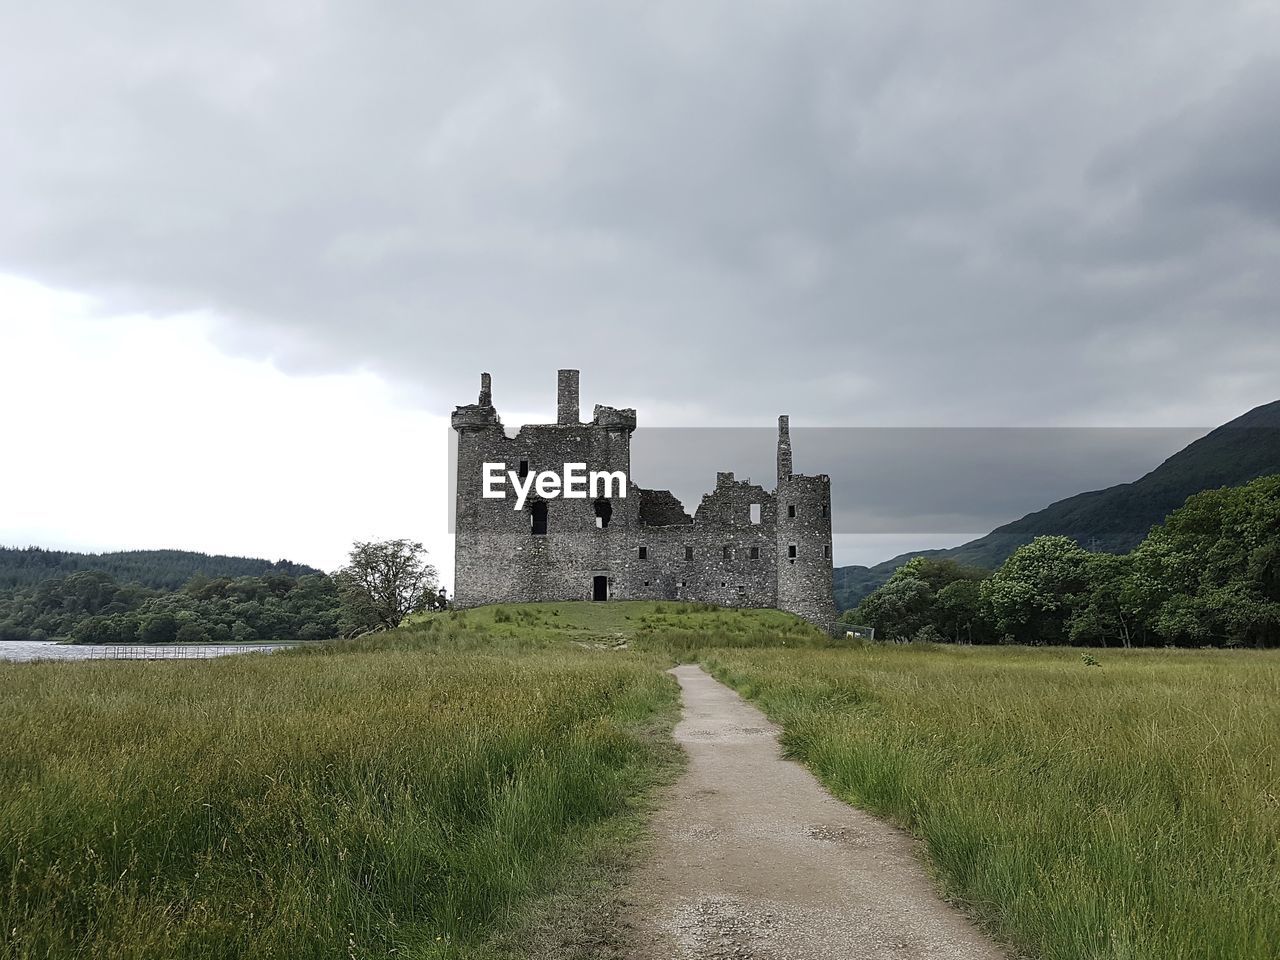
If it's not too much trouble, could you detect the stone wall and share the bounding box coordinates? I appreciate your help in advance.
[637,488,694,526]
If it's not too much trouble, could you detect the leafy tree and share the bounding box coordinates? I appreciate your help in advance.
[851,556,990,642]
[1068,552,1138,647]
[138,611,180,644]
[980,536,1092,644]
[71,613,138,645]
[892,556,988,592]
[935,579,992,644]
[334,540,438,635]
[1128,476,1280,646]
[175,622,210,644]
[852,576,933,641]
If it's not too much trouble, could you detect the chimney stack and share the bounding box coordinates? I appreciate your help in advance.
[557,369,580,425]
[479,372,492,407]
[777,415,792,483]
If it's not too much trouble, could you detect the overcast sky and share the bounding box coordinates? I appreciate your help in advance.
[2,1,1278,584]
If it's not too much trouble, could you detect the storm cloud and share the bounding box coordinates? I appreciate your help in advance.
[2,0,1278,427]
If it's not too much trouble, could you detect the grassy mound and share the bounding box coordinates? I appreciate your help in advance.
[400,601,831,656]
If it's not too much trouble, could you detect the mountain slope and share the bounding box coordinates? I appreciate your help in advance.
[835,399,1280,610]
[0,546,324,592]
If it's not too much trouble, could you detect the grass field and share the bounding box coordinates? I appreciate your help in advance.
[0,615,677,960]
[0,602,825,960]
[4,603,1278,959]
[705,644,1280,960]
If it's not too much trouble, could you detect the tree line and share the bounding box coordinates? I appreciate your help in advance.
[0,547,322,592]
[0,540,444,644]
[0,571,342,644]
[844,474,1280,648]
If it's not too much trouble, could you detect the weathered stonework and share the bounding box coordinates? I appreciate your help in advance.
[451,370,836,624]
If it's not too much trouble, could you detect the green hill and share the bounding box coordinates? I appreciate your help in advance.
[0,546,323,592]
[835,399,1280,610]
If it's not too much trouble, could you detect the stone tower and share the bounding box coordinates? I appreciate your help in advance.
[774,416,837,624]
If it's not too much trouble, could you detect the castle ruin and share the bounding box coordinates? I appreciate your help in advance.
[451,370,836,624]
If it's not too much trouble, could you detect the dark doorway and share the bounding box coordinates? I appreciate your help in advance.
[531,502,548,535]
[592,575,608,601]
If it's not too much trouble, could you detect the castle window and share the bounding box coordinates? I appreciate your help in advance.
[820,504,828,518]
[518,460,529,478]
[750,503,761,524]
[680,580,686,588]
[737,585,746,596]
[749,546,759,560]
[824,545,831,559]
[788,544,797,559]
[720,582,727,588]
[531,501,548,536]
[594,498,612,528]
[723,545,732,561]
[638,546,648,560]
[685,546,694,561]
[787,505,796,518]
[643,580,650,587]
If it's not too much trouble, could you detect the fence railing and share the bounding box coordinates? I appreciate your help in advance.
[85,644,293,660]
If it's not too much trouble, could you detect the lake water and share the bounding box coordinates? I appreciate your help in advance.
[0,642,300,663]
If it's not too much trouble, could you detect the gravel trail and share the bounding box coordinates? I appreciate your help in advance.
[621,664,1007,960]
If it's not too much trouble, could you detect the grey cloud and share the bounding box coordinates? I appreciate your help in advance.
[1095,58,1280,225]
[630,426,1207,535]
[1,0,1278,428]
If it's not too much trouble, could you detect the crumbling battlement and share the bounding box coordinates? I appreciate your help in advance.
[451,369,835,624]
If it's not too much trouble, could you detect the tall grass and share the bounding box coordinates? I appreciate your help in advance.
[705,644,1280,960]
[630,605,829,656]
[13,600,1268,960]
[0,625,678,959]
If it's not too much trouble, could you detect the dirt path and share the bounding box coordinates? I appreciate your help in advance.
[621,664,1007,960]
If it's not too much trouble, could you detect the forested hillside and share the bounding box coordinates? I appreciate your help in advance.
[835,399,1280,609]
[0,547,334,643]
[0,570,341,643]
[0,547,322,591]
